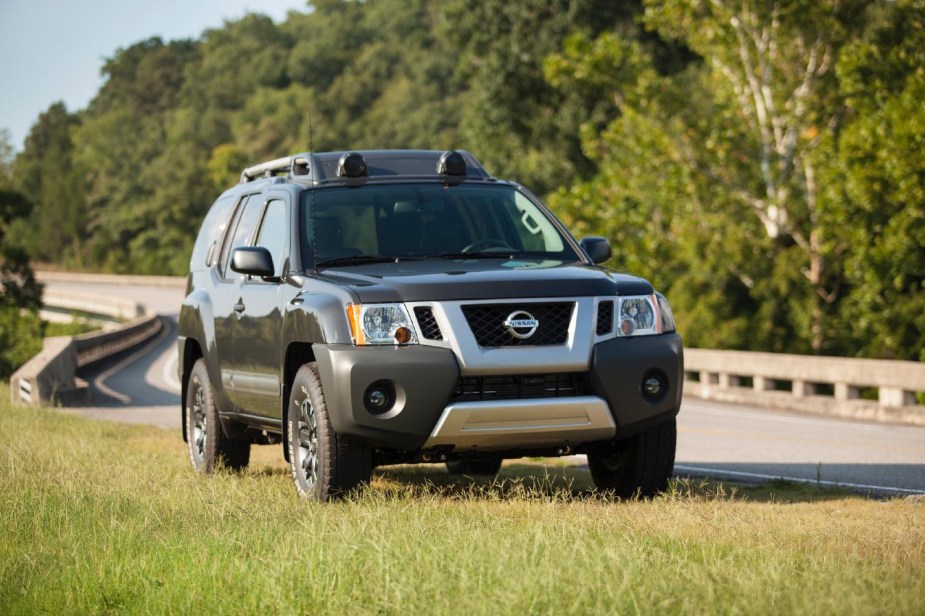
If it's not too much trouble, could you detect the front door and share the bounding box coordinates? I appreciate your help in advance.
[213,192,265,410]
[231,194,294,418]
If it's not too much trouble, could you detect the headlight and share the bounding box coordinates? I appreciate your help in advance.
[617,294,662,337]
[346,303,418,345]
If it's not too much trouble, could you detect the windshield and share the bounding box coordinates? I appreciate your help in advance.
[299,183,580,266]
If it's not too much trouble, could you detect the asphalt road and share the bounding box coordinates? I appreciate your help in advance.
[47,280,925,495]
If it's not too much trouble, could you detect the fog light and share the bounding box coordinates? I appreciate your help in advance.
[368,390,387,408]
[364,381,396,414]
[642,372,668,402]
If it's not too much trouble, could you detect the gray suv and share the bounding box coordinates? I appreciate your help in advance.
[179,150,682,501]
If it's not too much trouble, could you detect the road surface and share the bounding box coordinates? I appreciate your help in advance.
[46,280,925,495]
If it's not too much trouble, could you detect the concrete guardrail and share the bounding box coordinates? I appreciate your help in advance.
[9,275,170,406]
[684,348,925,426]
[41,289,145,322]
[35,271,185,288]
[10,315,163,406]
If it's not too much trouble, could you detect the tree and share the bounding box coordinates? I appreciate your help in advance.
[832,0,925,360]
[72,38,198,272]
[548,0,887,354]
[0,131,43,377]
[13,102,85,266]
[439,0,651,194]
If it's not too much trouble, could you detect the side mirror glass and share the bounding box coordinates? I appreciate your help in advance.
[579,236,612,264]
[231,246,276,278]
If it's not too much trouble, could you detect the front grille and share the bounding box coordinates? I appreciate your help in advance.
[596,300,614,335]
[461,302,574,347]
[451,373,589,402]
[414,307,443,340]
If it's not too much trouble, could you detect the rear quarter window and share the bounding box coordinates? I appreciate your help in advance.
[190,196,236,272]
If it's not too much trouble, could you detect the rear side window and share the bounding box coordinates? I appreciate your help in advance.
[218,194,264,278]
[190,196,235,271]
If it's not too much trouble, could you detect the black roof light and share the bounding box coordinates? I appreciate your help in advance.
[437,150,466,176]
[337,152,367,178]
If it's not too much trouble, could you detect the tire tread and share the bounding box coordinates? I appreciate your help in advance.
[290,363,370,500]
[588,418,676,498]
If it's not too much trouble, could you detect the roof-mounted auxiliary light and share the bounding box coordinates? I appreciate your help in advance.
[337,152,367,178]
[437,150,466,176]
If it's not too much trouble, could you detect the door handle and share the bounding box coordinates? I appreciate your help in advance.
[233,301,245,313]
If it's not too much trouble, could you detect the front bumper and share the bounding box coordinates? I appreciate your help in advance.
[313,332,683,451]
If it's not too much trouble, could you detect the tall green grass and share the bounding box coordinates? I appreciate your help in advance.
[1,385,922,615]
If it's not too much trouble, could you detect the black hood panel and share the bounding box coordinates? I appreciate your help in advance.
[310,260,653,302]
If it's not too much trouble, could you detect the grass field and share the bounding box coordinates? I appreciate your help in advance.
[1,385,923,615]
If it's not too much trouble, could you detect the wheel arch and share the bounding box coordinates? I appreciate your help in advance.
[281,341,316,462]
[180,337,204,442]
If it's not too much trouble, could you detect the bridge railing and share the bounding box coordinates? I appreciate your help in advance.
[684,348,925,426]
[9,280,165,406]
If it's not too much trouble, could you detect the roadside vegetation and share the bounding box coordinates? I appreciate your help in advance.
[2,0,923,361]
[43,316,99,338]
[1,386,922,615]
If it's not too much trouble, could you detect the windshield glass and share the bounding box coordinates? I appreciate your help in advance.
[299,183,580,266]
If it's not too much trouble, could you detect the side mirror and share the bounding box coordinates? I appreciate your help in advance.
[579,236,612,264]
[231,247,276,278]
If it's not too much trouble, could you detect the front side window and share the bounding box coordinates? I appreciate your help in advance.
[219,193,264,278]
[299,183,579,265]
[254,199,288,276]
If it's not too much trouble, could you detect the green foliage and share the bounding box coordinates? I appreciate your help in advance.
[440,0,646,193]
[833,0,925,359]
[0,133,44,376]
[0,308,42,378]
[43,316,98,337]
[12,102,85,266]
[7,0,923,360]
[548,0,924,359]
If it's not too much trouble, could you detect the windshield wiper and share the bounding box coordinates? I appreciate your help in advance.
[316,255,400,267]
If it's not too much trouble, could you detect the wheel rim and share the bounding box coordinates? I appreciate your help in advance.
[298,398,319,490]
[190,378,207,462]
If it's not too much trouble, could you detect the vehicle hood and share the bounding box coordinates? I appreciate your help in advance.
[306,259,653,302]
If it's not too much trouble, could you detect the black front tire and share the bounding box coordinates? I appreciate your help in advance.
[587,418,676,498]
[287,363,371,501]
[446,456,503,478]
[185,359,250,473]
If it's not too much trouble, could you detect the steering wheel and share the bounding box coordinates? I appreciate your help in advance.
[461,238,514,253]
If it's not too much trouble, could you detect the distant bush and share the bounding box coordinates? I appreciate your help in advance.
[0,307,42,378]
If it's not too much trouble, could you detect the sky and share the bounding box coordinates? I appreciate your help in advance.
[0,0,308,152]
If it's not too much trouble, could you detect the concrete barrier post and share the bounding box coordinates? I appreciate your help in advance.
[793,380,814,398]
[835,383,860,401]
[880,387,915,407]
[699,371,712,397]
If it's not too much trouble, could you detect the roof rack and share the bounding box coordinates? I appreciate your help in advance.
[239,150,491,185]
[240,154,310,183]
